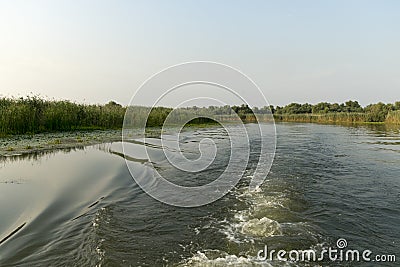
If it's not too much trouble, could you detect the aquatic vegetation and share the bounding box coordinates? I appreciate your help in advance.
[273,112,369,124]
[385,110,400,124]
[0,96,125,135]
[0,130,122,156]
[50,139,62,145]
[271,101,400,124]
[1,97,399,136]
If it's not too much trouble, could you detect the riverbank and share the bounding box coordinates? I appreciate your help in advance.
[273,113,368,124]
[2,118,399,158]
[217,112,400,125]
[2,97,400,136]
[0,125,220,158]
[2,112,399,157]
[273,111,400,124]
[0,130,122,157]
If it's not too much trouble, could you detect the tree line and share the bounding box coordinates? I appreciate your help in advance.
[271,101,400,122]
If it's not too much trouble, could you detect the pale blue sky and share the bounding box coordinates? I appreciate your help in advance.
[0,0,399,106]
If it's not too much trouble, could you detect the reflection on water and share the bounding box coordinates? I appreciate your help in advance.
[0,146,86,164]
[0,123,399,266]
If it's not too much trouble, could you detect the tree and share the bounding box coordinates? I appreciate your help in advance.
[299,103,312,113]
[344,100,363,112]
[329,103,341,112]
[312,102,330,114]
[364,102,389,122]
[282,103,302,114]
[269,105,275,114]
[275,106,283,114]
[105,101,122,107]
[394,101,400,111]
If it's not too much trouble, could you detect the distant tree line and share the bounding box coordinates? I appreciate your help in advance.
[271,101,400,122]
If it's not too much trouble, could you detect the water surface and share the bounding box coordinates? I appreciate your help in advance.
[0,123,399,266]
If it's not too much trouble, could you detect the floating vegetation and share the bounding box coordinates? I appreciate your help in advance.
[0,130,122,157]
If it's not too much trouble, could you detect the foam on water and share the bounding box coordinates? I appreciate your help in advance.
[179,172,322,266]
[178,249,275,267]
[241,217,282,237]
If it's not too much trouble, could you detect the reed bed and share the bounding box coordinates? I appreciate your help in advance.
[0,97,125,135]
[273,113,369,123]
[1,97,399,136]
[385,111,400,124]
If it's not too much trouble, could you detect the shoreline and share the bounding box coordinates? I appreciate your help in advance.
[1,119,399,157]
[0,130,122,157]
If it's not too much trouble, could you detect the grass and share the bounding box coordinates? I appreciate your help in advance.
[273,113,369,124]
[385,111,400,124]
[1,96,399,136]
[0,96,125,135]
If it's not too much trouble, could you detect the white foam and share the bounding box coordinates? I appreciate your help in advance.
[178,250,275,267]
[241,217,282,237]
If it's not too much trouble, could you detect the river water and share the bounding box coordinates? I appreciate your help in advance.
[0,123,399,266]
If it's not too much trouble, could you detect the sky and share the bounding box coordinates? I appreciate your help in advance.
[0,0,399,107]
